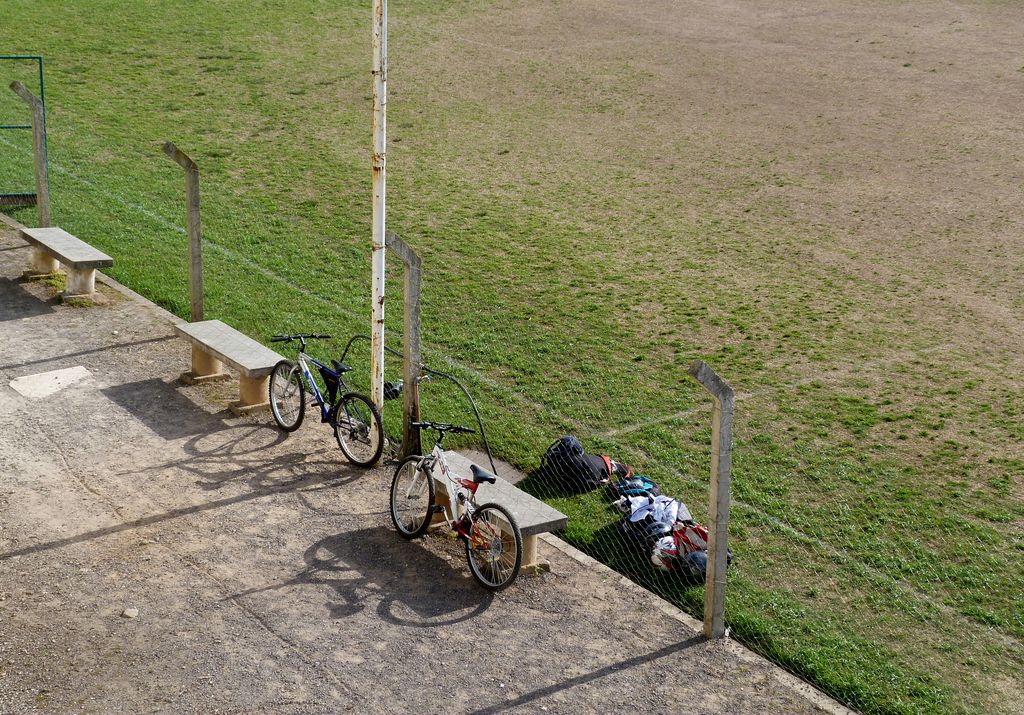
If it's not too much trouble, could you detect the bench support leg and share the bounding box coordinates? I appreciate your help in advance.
[521,535,550,576]
[232,374,270,415]
[427,476,551,575]
[64,266,97,297]
[430,481,452,529]
[22,246,60,278]
[180,347,229,386]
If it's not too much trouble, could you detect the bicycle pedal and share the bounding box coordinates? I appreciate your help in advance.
[431,504,445,513]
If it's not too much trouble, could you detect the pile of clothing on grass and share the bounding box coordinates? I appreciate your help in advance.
[533,436,731,581]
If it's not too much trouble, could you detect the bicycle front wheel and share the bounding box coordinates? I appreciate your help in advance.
[269,360,305,432]
[465,503,523,591]
[390,455,434,539]
[332,392,384,466]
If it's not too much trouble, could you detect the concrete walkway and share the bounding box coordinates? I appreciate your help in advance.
[0,225,851,714]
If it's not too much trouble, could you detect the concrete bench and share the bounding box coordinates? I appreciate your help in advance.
[435,451,568,574]
[19,226,113,299]
[174,319,284,415]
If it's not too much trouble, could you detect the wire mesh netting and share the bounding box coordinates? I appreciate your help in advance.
[0,57,42,202]
[3,85,1022,715]
[3,3,1023,714]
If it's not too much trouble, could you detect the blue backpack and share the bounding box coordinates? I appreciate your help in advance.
[606,475,661,499]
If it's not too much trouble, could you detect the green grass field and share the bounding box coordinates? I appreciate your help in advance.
[3,2,1022,713]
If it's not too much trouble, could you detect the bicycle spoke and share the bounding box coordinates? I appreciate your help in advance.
[334,394,383,466]
[390,457,434,539]
[474,520,510,580]
[270,361,305,431]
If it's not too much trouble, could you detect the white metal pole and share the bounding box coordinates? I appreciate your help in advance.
[370,0,388,408]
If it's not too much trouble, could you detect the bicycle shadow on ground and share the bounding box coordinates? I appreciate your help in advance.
[307,526,494,626]
[228,526,493,627]
[0,275,56,322]
[0,445,347,563]
[122,421,365,494]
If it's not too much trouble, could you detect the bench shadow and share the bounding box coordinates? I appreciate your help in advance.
[101,378,234,441]
[227,526,493,627]
[0,275,55,322]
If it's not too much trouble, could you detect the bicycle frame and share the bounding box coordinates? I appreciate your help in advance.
[295,351,346,423]
[420,442,480,531]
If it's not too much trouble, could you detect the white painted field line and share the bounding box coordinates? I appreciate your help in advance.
[604,340,961,438]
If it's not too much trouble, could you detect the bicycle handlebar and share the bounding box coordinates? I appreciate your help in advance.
[411,421,475,435]
[270,333,332,343]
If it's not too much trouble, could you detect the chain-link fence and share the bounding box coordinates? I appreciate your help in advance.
[379,214,1022,715]
[4,6,1023,713]
[4,94,1022,715]
[0,56,44,207]
[5,92,1023,715]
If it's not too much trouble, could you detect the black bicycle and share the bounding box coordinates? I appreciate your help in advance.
[268,333,384,467]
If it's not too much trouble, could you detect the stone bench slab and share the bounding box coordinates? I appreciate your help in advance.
[174,320,283,378]
[19,227,113,269]
[445,451,567,536]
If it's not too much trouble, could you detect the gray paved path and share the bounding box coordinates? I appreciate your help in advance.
[0,226,850,714]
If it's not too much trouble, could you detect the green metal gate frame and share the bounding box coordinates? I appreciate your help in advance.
[0,55,46,207]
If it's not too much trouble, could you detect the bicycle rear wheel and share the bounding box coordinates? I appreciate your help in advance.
[269,360,305,432]
[390,455,434,539]
[465,503,522,591]
[332,392,384,466]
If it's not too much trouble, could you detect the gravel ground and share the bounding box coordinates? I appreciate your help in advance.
[0,227,847,714]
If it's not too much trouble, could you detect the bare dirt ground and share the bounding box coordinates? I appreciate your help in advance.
[0,227,847,713]
[419,0,1024,356]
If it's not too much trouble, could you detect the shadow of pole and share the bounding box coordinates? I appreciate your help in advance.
[467,636,705,715]
[0,444,348,562]
[0,335,176,372]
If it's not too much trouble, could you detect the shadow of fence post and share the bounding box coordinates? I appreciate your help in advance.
[687,359,734,639]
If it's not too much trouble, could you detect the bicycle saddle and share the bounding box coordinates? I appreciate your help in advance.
[470,464,498,484]
[331,360,353,374]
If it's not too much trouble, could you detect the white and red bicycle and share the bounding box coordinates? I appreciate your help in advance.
[389,420,523,591]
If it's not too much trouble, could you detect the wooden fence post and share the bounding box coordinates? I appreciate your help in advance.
[385,232,422,457]
[162,142,203,322]
[688,360,735,639]
[9,81,50,227]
